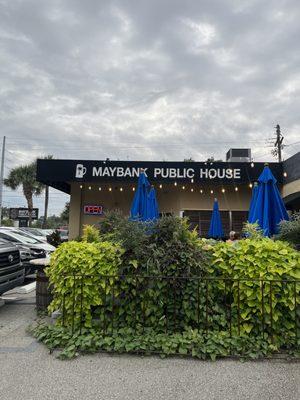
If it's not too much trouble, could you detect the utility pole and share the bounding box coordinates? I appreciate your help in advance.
[274,124,284,162]
[0,136,6,224]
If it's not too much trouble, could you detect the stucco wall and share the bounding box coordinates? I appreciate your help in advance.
[68,182,253,239]
[282,179,300,199]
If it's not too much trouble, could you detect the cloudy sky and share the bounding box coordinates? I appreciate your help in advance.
[0,0,300,215]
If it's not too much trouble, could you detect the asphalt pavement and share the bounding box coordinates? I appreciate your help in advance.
[0,290,299,400]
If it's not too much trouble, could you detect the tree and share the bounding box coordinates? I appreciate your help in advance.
[4,161,44,226]
[42,155,53,228]
[60,202,70,224]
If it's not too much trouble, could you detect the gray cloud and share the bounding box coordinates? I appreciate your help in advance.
[0,0,299,214]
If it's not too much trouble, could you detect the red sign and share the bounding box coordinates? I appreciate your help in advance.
[83,205,104,215]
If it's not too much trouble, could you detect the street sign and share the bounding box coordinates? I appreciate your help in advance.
[9,208,39,220]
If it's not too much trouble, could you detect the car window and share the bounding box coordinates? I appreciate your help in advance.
[0,232,19,243]
[1,230,42,244]
[22,228,44,237]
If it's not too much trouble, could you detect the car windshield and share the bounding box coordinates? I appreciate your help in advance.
[4,230,43,244]
[22,228,45,237]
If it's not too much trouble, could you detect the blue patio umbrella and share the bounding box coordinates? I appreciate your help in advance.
[145,186,159,221]
[248,182,259,222]
[249,165,289,236]
[208,198,224,239]
[130,171,151,221]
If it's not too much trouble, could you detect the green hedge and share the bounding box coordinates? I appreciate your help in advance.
[39,216,300,359]
[32,324,299,360]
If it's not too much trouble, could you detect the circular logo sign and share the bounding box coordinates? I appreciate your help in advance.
[8,254,14,263]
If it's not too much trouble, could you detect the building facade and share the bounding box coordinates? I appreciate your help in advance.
[36,153,300,240]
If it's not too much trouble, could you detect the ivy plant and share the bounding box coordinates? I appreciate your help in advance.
[46,240,123,328]
[210,238,300,340]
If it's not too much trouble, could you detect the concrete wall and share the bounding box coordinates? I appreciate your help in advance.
[68,182,253,239]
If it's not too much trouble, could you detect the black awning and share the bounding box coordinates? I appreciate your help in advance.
[36,158,284,192]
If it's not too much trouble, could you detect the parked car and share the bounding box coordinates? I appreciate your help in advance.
[19,227,49,242]
[0,228,55,275]
[0,239,24,295]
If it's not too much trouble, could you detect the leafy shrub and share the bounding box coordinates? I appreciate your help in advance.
[82,224,100,243]
[98,209,149,270]
[242,222,264,239]
[46,240,123,327]
[146,216,210,276]
[275,213,300,248]
[211,238,300,340]
[42,213,300,358]
[32,323,288,360]
[99,211,211,276]
[98,213,213,332]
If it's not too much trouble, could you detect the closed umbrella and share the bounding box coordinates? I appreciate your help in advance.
[250,164,289,236]
[248,182,259,222]
[208,198,224,239]
[145,186,159,221]
[130,171,150,221]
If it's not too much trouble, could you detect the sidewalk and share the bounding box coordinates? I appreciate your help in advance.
[0,293,299,400]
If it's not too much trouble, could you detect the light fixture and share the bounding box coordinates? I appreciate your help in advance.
[283,172,287,177]
[222,188,225,193]
[120,187,123,191]
[200,189,203,194]
[88,186,92,190]
[210,190,214,194]
[182,186,185,190]
[132,187,135,191]
[109,187,112,192]
[159,184,162,189]
[251,162,254,168]
[191,188,194,192]
[191,178,194,183]
[174,182,177,186]
[235,187,238,192]
[79,185,83,189]
[249,183,253,188]
[99,187,102,191]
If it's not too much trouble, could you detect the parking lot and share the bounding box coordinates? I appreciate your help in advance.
[0,281,299,400]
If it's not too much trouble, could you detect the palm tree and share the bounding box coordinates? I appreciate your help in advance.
[4,160,44,226]
[42,155,53,228]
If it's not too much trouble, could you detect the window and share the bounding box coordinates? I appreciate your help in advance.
[183,210,247,237]
[0,232,18,243]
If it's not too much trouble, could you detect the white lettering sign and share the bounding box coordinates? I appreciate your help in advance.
[92,166,241,180]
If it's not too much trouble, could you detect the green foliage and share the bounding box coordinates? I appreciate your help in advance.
[146,216,210,276]
[242,222,264,239]
[1,219,14,227]
[98,213,212,333]
[40,212,300,361]
[82,225,100,243]
[99,211,210,276]
[275,213,300,248]
[211,238,300,339]
[31,323,299,360]
[60,202,70,223]
[46,240,123,327]
[98,209,149,268]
